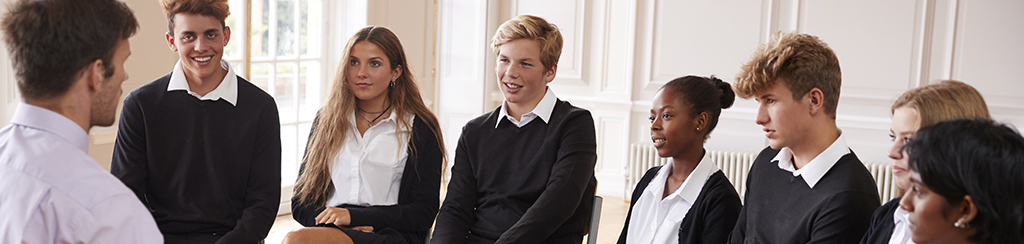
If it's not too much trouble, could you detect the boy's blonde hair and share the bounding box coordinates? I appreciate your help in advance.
[735,32,842,118]
[491,15,562,71]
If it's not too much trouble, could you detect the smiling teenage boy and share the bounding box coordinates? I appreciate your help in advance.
[110,0,281,243]
[727,32,880,244]
[432,15,598,244]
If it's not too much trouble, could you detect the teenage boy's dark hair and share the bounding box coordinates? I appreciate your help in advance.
[907,119,1024,244]
[1,0,138,100]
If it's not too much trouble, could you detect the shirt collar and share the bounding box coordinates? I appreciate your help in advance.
[496,87,557,128]
[10,103,89,152]
[167,59,238,106]
[646,153,720,204]
[772,132,851,188]
[894,205,909,225]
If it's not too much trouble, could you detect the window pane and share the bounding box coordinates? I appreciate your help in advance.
[224,0,246,61]
[250,63,272,91]
[276,62,297,124]
[280,125,297,187]
[229,62,246,79]
[277,0,296,57]
[300,0,321,57]
[299,62,320,122]
[251,0,270,58]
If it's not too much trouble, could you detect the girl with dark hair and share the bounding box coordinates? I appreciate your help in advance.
[282,26,445,244]
[900,119,1024,244]
[618,75,743,244]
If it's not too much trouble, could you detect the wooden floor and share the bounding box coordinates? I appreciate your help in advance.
[265,195,629,244]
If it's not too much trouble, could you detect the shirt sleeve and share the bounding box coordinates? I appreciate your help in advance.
[218,100,282,243]
[110,92,149,203]
[430,126,478,244]
[347,117,443,231]
[495,110,597,243]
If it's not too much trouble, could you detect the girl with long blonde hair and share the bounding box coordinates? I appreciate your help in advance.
[283,26,445,244]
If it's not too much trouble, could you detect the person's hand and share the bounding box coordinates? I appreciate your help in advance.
[350,226,374,233]
[315,207,351,226]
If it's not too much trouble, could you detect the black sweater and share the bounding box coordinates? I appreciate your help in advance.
[111,73,281,243]
[432,99,598,244]
[728,147,880,244]
[290,115,442,244]
[618,167,742,244]
[860,198,901,244]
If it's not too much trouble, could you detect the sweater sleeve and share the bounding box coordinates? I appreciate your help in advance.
[219,100,282,243]
[347,117,443,232]
[431,127,478,244]
[727,163,755,244]
[696,174,743,244]
[806,191,880,244]
[110,91,149,205]
[495,110,597,243]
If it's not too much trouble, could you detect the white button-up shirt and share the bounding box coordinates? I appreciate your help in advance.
[626,154,720,244]
[772,132,851,188]
[326,112,414,207]
[497,88,557,128]
[167,59,239,105]
[0,103,162,243]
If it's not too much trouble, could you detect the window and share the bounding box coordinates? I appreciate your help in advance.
[226,0,326,210]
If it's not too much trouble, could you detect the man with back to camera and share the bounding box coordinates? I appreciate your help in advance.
[0,0,161,243]
[110,0,281,243]
[727,32,881,243]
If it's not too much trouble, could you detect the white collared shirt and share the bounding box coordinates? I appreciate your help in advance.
[888,207,916,244]
[166,59,239,105]
[626,154,720,244]
[496,87,557,128]
[771,132,851,188]
[326,112,414,207]
[0,103,161,244]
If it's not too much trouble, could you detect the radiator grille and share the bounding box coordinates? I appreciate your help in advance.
[625,143,900,202]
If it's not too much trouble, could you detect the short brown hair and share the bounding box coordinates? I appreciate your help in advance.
[735,32,842,118]
[491,15,563,71]
[892,80,991,128]
[2,0,137,99]
[160,0,230,33]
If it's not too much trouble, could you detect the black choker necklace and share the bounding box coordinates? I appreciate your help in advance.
[358,102,392,126]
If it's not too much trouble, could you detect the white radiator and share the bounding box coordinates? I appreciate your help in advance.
[625,143,900,203]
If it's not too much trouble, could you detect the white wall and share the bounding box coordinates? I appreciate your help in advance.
[435,0,1024,199]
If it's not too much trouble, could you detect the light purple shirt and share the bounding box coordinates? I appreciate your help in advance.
[0,103,161,243]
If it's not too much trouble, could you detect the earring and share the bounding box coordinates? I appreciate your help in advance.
[389,79,395,87]
[696,127,700,131]
[954,219,969,228]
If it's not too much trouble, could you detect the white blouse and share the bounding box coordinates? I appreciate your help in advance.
[325,112,414,207]
[626,154,719,244]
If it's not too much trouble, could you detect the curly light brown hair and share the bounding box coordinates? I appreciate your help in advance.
[735,32,842,118]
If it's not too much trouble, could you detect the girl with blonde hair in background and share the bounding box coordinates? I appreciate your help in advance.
[860,80,991,244]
